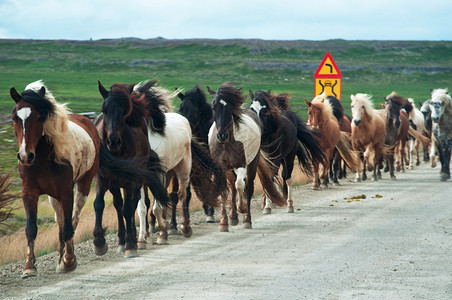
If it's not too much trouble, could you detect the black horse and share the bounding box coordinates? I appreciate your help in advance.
[178,85,217,222]
[249,90,326,213]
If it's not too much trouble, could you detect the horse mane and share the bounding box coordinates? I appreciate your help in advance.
[273,93,291,110]
[216,82,246,126]
[23,80,70,164]
[386,91,405,106]
[326,96,344,123]
[133,80,178,134]
[431,89,452,111]
[107,83,147,128]
[312,93,333,120]
[353,93,376,120]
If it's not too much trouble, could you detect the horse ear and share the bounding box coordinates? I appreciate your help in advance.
[267,89,271,95]
[249,90,254,100]
[304,99,311,107]
[98,81,109,99]
[38,86,46,98]
[177,91,185,100]
[350,94,355,101]
[207,86,216,97]
[10,87,22,103]
[430,89,433,95]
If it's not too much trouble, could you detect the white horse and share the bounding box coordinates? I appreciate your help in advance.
[406,98,426,169]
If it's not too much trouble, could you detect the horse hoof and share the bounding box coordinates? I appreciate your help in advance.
[117,245,126,254]
[150,226,158,234]
[22,268,37,279]
[263,208,272,215]
[124,249,139,258]
[156,237,168,245]
[391,176,397,180]
[371,177,377,182]
[440,173,451,181]
[93,243,108,256]
[137,241,146,250]
[205,216,215,223]
[230,218,239,226]
[56,256,77,273]
[332,182,341,187]
[287,206,294,213]
[218,224,229,232]
[181,226,193,238]
[354,178,361,183]
[243,222,252,229]
[168,228,179,236]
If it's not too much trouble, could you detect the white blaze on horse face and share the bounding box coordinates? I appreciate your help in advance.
[16,107,31,155]
[219,99,227,106]
[429,101,443,122]
[250,100,265,116]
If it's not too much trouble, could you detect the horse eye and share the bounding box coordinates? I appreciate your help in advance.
[362,106,364,108]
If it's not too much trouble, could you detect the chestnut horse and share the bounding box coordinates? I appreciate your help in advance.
[93,81,171,257]
[207,82,286,231]
[429,88,452,181]
[304,93,359,189]
[10,81,168,278]
[249,90,325,213]
[350,93,386,181]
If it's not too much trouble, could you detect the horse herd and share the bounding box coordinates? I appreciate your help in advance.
[8,80,451,278]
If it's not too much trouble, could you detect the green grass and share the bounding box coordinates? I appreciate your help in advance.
[0,38,451,231]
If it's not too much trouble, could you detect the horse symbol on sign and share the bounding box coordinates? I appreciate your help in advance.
[314,52,342,100]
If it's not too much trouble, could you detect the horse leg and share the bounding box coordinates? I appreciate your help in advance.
[56,194,77,273]
[415,140,421,166]
[93,178,108,256]
[152,195,169,245]
[262,193,272,215]
[122,186,140,258]
[440,140,452,181]
[137,186,149,249]
[204,204,215,223]
[168,176,179,236]
[430,138,437,168]
[320,163,329,189]
[242,158,258,229]
[110,187,126,253]
[235,167,247,215]
[312,164,320,190]
[218,195,229,232]
[409,138,415,169]
[282,159,295,213]
[180,182,192,238]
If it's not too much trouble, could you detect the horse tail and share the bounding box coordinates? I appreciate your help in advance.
[98,144,170,208]
[257,151,286,207]
[335,131,360,171]
[294,118,327,173]
[190,139,227,208]
[408,127,430,147]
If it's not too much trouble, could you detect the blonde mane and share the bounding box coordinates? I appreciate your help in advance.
[312,93,333,120]
[25,80,71,164]
[352,93,376,120]
[431,88,452,111]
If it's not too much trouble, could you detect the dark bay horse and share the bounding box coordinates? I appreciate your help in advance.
[429,88,452,181]
[10,81,168,278]
[249,90,325,213]
[178,85,216,222]
[94,81,170,257]
[207,82,286,231]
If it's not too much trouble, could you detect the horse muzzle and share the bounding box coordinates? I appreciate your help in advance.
[17,151,35,165]
[216,133,228,144]
[354,119,361,126]
[431,116,440,123]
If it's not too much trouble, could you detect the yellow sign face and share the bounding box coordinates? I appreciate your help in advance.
[314,78,342,100]
[317,57,341,76]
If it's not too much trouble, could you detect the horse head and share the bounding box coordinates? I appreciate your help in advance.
[384,92,403,128]
[429,89,451,123]
[208,82,244,144]
[304,98,322,130]
[250,90,281,136]
[98,81,134,152]
[10,83,55,165]
[351,93,373,127]
[178,85,207,130]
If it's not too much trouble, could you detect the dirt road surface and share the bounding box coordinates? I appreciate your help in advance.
[1,162,451,299]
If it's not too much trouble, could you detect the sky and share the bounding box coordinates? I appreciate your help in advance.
[0,0,450,41]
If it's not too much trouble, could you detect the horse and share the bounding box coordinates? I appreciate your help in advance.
[428,88,452,181]
[325,95,352,185]
[420,99,434,163]
[249,90,325,213]
[350,93,387,181]
[304,93,359,189]
[403,98,427,169]
[10,80,169,278]
[178,85,216,222]
[130,80,226,244]
[207,82,286,231]
[93,81,171,257]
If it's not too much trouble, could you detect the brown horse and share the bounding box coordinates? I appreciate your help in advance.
[350,93,387,181]
[304,93,359,189]
[10,81,168,278]
[208,82,286,231]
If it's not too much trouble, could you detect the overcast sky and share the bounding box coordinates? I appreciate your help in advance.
[0,0,450,41]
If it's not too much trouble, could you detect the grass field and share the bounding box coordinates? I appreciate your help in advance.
[0,37,451,243]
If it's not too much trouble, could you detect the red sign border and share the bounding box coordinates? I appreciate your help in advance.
[314,52,343,79]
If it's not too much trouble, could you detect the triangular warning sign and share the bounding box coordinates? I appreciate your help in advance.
[314,52,342,78]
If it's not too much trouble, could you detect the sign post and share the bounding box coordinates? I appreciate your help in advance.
[314,52,342,100]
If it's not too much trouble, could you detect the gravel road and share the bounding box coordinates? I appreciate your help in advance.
[1,162,451,299]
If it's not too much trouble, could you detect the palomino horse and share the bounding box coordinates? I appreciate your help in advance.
[94,81,171,257]
[350,93,386,181]
[304,93,359,189]
[178,85,216,222]
[10,81,168,278]
[207,82,286,231]
[249,90,325,213]
[132,80,226,244]
[429,88,452,181]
